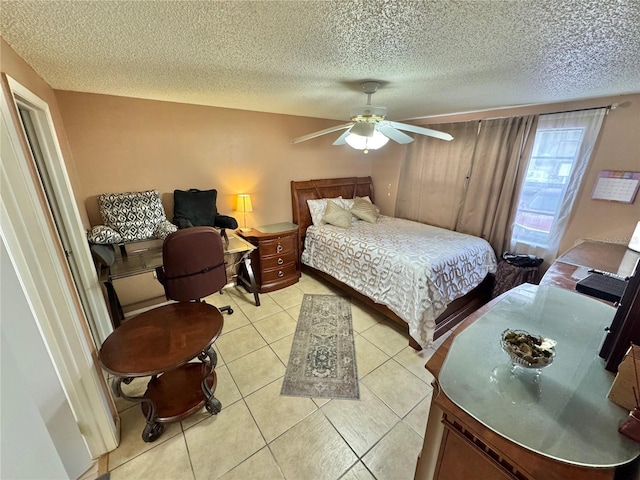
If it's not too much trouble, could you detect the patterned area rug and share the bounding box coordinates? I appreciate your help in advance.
[281,294,359,399]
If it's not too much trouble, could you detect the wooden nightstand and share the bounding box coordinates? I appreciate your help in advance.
[238,222,300,293]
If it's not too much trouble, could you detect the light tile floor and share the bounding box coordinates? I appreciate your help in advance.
[104,272,451,480]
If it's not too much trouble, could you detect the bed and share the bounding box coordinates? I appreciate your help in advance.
[291,176,497,349]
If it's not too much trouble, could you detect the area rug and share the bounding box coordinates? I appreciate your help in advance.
[281,294,359,399]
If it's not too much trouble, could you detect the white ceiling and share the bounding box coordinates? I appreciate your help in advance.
[1,1,639,122]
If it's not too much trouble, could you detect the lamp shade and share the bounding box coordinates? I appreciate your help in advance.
[345,129,390,152]
[237,194,253,213]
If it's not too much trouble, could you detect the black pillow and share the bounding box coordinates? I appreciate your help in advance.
[173,189,218,227]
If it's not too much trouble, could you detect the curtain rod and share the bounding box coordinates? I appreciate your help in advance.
[479,103,618,122]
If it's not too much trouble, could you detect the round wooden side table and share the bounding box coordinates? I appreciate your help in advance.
[99,301,223,442]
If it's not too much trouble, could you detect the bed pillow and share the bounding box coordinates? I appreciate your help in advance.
[341,198,355,210]
[307,196,343,225]
[322,200,352,228]
[351,196,380,223]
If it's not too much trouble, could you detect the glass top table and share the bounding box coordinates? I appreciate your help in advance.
[439,284,640,467]
[109,233,255,280]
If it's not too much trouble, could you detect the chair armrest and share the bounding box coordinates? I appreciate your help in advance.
[214,214,238,230]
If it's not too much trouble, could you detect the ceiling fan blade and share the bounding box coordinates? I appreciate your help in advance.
[333,130,351,145]
[291,122,354,144]
[387,121,454,141]
[377,124,414,144]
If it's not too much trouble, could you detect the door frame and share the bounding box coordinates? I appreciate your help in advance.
[1,74,118,457]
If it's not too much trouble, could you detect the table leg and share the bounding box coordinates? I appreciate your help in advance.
[104,280,124,329]
[242,255,260,306]
[198,346,218,369]
[200,348,222,415]
[112,377,165,442]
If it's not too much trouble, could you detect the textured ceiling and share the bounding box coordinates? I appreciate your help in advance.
[1,0,639,121]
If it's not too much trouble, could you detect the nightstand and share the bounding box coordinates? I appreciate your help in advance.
[238,222,300,293]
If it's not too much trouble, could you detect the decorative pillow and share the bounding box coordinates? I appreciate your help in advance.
[342,196,378,212]
[87,225,123,244]
[173,188,218,227]
[98,190,168,242]
[154,219,178,239]
[351,196,380,223]
[307,196,343,226]
[322,200,352,228]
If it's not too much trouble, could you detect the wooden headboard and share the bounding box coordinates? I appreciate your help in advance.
[290,176,374,242]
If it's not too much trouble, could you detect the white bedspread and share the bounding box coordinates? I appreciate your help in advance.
[301,216,497,348]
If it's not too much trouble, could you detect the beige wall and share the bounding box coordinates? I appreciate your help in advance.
[54,91,387,310]
[54,91,386,229]
[374,93,640,255]
[0,38,90,226]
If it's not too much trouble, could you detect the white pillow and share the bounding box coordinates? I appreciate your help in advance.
[341,198,355,210]
[322,200,352,228]
[307,196,343,225]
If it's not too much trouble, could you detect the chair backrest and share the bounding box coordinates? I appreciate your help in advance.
[161,226,227,302]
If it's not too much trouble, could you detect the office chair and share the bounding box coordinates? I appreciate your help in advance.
[156,226,233,315]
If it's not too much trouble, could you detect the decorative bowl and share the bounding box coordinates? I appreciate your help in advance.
[500,329,556,369]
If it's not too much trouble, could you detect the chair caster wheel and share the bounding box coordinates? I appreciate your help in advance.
[228,308,234,315]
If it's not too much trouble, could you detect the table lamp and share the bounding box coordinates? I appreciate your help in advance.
[236,194,253,232]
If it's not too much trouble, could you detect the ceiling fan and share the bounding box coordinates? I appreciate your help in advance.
[291,81,453,153]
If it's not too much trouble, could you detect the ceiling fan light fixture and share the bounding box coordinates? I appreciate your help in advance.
[349,121,376,137]
[345,129,389,153]
[290,80,452,147]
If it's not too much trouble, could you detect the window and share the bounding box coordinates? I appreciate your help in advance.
[513,128,583,246]
[511,109,606,251]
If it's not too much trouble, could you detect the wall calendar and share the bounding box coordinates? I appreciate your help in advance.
[591,170,640,204]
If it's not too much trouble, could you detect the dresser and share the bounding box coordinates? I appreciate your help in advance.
[238,222,300,293]
[415,241,640,480]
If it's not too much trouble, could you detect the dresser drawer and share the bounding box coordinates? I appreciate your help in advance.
[259,235,296,257]
[260,250,296,270]
[261,262,298,284]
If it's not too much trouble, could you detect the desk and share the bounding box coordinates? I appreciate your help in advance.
[99,302,223,442]
[415,241,640,480]
[540,240,637,293]
[105,233,259,327]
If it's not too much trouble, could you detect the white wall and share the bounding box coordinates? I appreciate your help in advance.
[0,238,92,479]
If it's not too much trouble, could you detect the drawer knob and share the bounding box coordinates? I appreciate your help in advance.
[278,270,284,278]
[277,258,284,265]
[276,243,283,253]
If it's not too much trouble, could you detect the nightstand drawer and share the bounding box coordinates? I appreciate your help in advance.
[261,251,296,270]
[237,223,300,294]
[262,262,298,284]
[259,236,296,257]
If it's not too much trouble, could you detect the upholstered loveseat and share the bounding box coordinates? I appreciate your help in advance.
[87,190,177,244]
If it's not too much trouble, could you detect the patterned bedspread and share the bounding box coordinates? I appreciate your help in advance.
[301,216,497,348]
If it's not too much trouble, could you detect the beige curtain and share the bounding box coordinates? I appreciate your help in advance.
[395,121,479,230]
[456,116,538,256]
